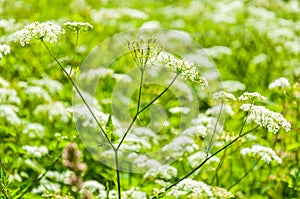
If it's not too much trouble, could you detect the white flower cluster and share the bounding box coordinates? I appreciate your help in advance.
[240,104,291,133]
[64,21,93,32]
[0,88,21,105]
[82,180,107,198]
[22,145,49,158]
[183,125,207,138]
[238,92,267,102]
[155,52,208,87]
[127,153,178,180]
[144,165,177,180]
[206,104,234,116]
[24,86,52,102]
[30,77,63,94]
[0,44,10,59]
[167,178,234,199]
[241,145,282,164]
[13,21,65,46]
[23,123,45,138]
[269,77,291,89]
[121,187,147,199]
[34,102,71,123]
[70,104,108,128]
[167,178,213,198]
[0,105,22,125]
[213,91,236,101]
[162,136,199,159]
[0,76,10,87]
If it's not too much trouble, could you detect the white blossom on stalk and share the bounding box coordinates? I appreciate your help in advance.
[240,104,291,133]
[64,21,93,32]
[268,77,290,89]
[0,44,10,59]
[238,92,267,102]
[213,91,236,101]
[154,52,208,87]
[13,21,65,46]
[241,145,282,164]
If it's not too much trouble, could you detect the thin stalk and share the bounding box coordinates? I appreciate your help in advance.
[136,69,144,114]
[228,160,259,190]
[206,101,224,157]
[70,30,79,75]
[163,125,260,194]
[114,150,121,199]
[214,148,227,186]
[117,73,179,150]
[41,40,114,150]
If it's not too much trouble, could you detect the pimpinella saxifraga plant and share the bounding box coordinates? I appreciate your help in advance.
[3,20,292,199]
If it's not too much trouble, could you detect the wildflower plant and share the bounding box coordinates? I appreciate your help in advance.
[3,3,296,198]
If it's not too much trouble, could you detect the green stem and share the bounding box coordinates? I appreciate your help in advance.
[70,30,79,75]
[117,73,179,150]
[114,150,121,199]
[228,160,259,190]
[41,40,114,150]
[206,101,224,157]
[159,125,260,198]
[136,69,144,114]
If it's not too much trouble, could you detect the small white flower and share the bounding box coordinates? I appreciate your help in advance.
[241,145,282,164]
[13,21,65,46]
[0,44,10,59]
[238,92,267,102]
[269,77,290,89]
[240,104,291,133]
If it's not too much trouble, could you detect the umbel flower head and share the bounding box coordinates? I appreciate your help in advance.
[63,21,93,32]
[126,38,163,69]
[155,52,208,87]
[241,145,282,164]
[240,104,291,134]
[13,21,65,46]
[269,77,290,89]
[0,44,10,59]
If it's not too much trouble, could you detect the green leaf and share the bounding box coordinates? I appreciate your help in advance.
[0,163,7,186]
[105,114,114,142]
